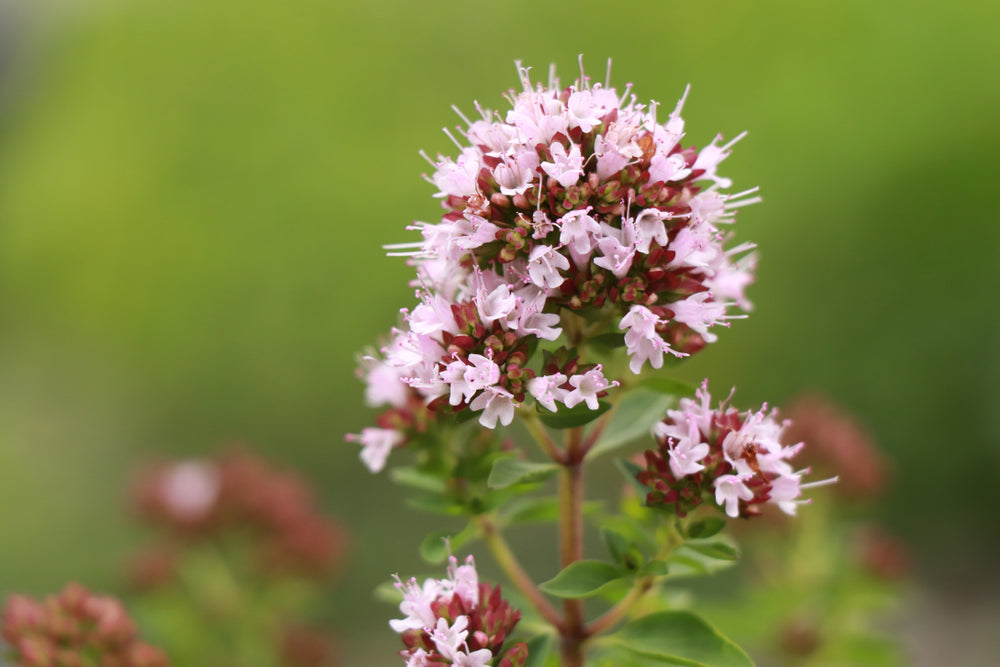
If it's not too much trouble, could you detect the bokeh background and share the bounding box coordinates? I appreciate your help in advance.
[0,0,997,664]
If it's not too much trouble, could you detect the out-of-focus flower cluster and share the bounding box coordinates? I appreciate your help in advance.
[781,393,889,500]
[1,583,168,667]
[637,381,833,519]
[390,556,527,667]
[279,625,339,667]
[352,61,761,473]
[130,450,347,585]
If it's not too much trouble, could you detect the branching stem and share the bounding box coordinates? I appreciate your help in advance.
[521,410,566,464]
[476,515,565,632]
[584,576,654,637]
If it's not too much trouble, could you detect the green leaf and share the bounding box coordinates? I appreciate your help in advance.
[420,530,452,563]
[685,517,726,540]
[522,634,552,667]
[538,560,625,598]
[488,458,560,489]
[602,528,631,564]
[390,466,446,493]
[686,541,740,561]
[614,458,651,497]
[639,559,670,577]
[406,493,467,516]
[615,610,755,667]
[588,390,672,459]
[666,546,738,578]
[638,377,698,398]
[499,496,602,524]
[588,332,625,349]
[373,579,402,604]
[538,400,611,429]
[418,526,473,564]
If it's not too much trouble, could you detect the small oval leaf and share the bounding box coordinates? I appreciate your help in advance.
[686,541,740,561]
[615,610,755,667]
[602,528,631,565]
[522,634,552,667]
[488,458,560,489]
[538,560,625,598]
[390,466,446,493]
[685,517,726,540]
[638,377,698,397]
[588,390,672,459]
[419,530,453,563]
[418,525,473,564]
[639,559,670,577]
[406,494,467,516]
[667,545,738,578]
[499,497,602,524]
[538,401,611,429]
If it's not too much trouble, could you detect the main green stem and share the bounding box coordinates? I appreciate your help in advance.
[559,427,586,667]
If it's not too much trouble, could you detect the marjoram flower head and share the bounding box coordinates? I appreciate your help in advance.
[350,57,761,473]
[390,556,527,667]
[638,380,837,519]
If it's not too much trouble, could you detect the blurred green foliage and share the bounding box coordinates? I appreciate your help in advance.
[0,0,997,663]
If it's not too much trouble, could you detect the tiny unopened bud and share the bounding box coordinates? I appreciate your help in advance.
[490,193,511,209]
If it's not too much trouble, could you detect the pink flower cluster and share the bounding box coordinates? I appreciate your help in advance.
[353,60,759,472]
[2,583,168,667]
[390,556,527,667]
[638,381,835,518]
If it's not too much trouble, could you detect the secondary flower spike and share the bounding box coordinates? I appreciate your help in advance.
[355,58,761,473]
[390,556,528,667]
[637,380,836,518]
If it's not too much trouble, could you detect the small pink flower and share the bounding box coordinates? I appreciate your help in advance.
[558,208,600,255]
[346,428,404,473]
[469,386,517,428]
[670,292,733,343]
[667,437,710,479]
[158,461,221,522]
[541,141,585,187]
[430,616,470,661]
[527,245,570,289]
[633,208,671,254]
[564,366,617,410]
[390,576,443,632]
[527,373,569,412]
[619,305,686,373]
[648,151,691,183]
[714,475,755,518]
[446,555,480,607]
[493,150,539,195]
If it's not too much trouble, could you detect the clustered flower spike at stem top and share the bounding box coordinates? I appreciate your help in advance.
[350,58,760,471]
[352,58,834,667]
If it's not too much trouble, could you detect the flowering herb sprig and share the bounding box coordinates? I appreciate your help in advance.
[353,58,834,667]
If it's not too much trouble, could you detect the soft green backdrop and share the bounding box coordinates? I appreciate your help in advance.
[0,0,997,663]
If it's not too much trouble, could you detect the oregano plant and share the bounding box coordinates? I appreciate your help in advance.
[349,58,835,667]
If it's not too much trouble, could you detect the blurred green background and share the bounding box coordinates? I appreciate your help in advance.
[0,0,997,663]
